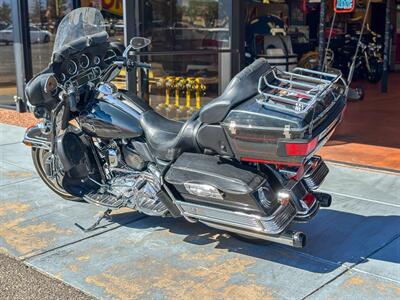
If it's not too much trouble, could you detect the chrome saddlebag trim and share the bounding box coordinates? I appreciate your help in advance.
[302,157,329,190]
[175,200,296,235]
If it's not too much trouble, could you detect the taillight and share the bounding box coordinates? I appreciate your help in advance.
[285,137,318,156]
[302,193,316,207]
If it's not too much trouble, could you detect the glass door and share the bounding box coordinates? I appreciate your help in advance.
[134,0,235,120]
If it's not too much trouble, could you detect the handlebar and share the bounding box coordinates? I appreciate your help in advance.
[126,59,151,70]
[135,62,151,69]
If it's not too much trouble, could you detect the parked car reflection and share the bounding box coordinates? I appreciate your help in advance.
[0,25,52,45]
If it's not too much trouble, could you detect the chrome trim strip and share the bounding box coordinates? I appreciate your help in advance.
[175,200,295,235]
[23,136,51,150]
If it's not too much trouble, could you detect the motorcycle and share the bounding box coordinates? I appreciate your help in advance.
[23,8,347,248]
[329,26,383,83]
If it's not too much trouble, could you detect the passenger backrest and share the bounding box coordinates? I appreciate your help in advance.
[199,58,271,124]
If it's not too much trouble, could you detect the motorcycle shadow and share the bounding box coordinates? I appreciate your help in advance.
[108,209,400,274]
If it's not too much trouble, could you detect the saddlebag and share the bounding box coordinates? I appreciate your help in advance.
[165,152,297,235]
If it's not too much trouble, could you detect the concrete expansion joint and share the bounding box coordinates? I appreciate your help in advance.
[301,232,400,299]
[1,159,37,172]
[0,177,40,189]
[20,215,149,262]
[0,142,24,147]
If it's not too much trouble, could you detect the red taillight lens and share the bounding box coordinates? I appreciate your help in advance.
[285,137,318,156]
[302,193,316,207]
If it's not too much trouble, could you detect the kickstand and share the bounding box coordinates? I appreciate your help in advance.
[75,209,113,233]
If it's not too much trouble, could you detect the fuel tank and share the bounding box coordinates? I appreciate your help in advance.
[79,85,147,139]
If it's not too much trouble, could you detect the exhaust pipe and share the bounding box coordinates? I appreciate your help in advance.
[201,221,307,248]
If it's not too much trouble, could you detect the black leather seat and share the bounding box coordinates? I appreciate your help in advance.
[199,58,270,124]
[140,110,199,161]
[140,58,271,160]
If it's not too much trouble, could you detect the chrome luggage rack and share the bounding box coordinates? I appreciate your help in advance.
[257,67,344,114]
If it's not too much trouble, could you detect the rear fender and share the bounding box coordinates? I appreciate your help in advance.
[23,124,51,150]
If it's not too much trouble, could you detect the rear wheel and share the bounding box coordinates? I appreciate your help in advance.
[32,148,82,201]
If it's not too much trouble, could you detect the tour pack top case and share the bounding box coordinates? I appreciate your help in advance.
[221,67,347,166]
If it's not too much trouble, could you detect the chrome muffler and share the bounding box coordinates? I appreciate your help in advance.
[174,200,306,248]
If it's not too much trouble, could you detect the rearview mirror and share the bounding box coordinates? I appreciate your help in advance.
[129,37,151,50]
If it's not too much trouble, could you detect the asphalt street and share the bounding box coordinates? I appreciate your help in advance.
[0,253,93,300]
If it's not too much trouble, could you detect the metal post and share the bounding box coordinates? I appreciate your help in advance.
[11,0,32,112]
[72,0,81,9]
[318,0,326,71]
[123,0,138,95]
[381,0,391,93]
[231,0,242,76]
[323,12,336,71]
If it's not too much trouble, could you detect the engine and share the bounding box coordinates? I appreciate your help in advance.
[55,133,168,216]
[107,165,168,216]
[96,141,168,216]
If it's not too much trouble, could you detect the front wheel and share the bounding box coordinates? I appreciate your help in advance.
[32,148,82,201]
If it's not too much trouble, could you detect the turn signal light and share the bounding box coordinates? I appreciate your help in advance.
[285,137,318,156]
[277,191,291,206]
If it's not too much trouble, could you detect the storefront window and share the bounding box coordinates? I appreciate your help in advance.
[80,0,124,43]
[137,0,233,119]
[28,0,74,76]
[140,0,231,51]
[28,0,124,86]
[0,0,16,106]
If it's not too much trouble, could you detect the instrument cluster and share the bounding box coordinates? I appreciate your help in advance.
[57,47,118,87]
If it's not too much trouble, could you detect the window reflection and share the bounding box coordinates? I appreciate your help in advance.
[28,0,73,75]
[138,0,233,119]
[27,0,124,86]
[141,0,231,51]
[0,0,16,106]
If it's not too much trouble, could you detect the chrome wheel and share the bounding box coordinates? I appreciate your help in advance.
[32,148,82,201]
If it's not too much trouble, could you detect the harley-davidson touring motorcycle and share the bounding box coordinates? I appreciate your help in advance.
[23,8,347,248]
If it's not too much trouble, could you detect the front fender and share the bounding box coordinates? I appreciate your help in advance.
[22,124,51,150]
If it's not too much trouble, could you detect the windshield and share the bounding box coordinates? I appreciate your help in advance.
[53,8,106,53]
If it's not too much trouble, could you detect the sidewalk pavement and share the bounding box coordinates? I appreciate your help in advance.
[0,123,399,299]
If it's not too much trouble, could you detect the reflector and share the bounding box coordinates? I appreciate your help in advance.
[285,137,318,156]
[184,182,224,200]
